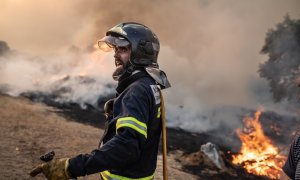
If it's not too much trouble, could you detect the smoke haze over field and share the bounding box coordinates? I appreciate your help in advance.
[0,0,300,132]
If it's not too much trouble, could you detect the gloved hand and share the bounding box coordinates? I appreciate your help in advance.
[29,158,71,180]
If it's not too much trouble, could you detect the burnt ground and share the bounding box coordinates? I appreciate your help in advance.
[0,94,198,180]
[20,92,299,179]
[21,91,238,153]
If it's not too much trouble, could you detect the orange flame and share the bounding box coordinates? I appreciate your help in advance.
[232,109,286,179]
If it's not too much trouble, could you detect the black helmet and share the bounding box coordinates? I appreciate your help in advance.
[99,22,160,68]
[98,22,171,89]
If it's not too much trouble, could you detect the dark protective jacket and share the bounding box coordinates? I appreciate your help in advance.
[68,71,163,179]
[282,134,300,180]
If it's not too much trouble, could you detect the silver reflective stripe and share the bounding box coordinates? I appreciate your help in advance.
[152,42,159,51]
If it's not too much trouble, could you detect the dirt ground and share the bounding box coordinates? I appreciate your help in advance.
[0,94,197,180]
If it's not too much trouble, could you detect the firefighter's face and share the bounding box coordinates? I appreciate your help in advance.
[112,45,131,80]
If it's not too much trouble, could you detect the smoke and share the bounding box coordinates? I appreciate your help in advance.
[0,0,300,133]
[0,44,115,107]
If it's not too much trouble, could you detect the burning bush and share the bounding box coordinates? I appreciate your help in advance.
[232,109,286,179]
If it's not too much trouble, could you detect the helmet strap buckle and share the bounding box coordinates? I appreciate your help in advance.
[126,61,135,74]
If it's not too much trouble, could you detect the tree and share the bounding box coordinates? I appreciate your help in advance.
[259,15,300,103]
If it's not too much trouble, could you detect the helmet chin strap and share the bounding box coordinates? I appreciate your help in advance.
[126,60,135,74]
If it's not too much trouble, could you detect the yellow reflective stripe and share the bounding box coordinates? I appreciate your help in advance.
[100,171,109,180]
[100,170,154,180]
[116,117,147,138]
[157,107,161,118]
[117,123,147,138]
[118,117,147,129]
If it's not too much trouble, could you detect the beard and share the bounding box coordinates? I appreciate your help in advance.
[112,65,125,81]
[112,62,126,81]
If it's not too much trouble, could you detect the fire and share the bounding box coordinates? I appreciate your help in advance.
[232,109,286,179]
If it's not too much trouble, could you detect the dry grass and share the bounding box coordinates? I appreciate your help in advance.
[0,94,197,180]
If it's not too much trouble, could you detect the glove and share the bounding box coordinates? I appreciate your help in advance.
[104,98,114,119]
[29,158,71,180]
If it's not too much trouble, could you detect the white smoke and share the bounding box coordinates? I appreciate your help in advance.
[0,47,115,108]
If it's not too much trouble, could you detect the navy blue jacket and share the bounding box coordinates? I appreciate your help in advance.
[282,134,300,180]
[68,71,162,179]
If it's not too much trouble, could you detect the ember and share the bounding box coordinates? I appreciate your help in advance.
[232,109,286,179]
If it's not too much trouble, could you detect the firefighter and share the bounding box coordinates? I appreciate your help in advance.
[282,81,300,180]
[282,133,300,180]
[30,22,171,179]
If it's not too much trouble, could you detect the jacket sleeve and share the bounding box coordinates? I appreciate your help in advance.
[67,83,153,177]
[282,135,300,179]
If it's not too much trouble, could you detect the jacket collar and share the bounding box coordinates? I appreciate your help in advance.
[116,70,149,94]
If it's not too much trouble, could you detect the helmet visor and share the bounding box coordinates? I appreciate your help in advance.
[98,35,130,52]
